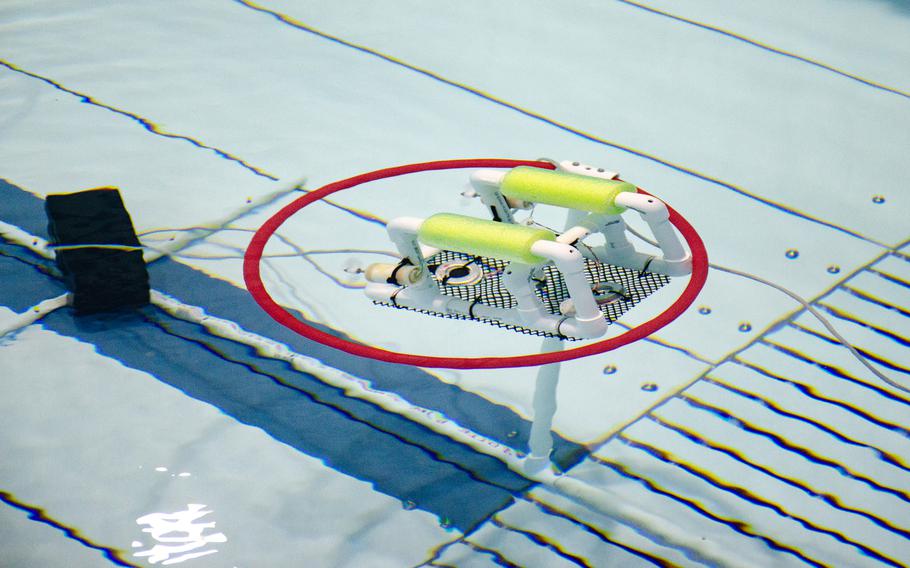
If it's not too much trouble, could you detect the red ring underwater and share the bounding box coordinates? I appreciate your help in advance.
[243,158,708,369]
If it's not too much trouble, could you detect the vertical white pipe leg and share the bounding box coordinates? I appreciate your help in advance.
[524,336,564,474]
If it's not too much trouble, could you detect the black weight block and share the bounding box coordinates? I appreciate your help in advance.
[45,188,150,314]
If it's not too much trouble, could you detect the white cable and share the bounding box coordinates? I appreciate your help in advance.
[711,264,910,395]
[142,179,306,263]
[625,226,910,395]
[0,220,53,259]
[49,244,144,252]
[0,294,69,338]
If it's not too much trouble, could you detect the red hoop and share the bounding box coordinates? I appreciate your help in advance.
[243,159,708,369]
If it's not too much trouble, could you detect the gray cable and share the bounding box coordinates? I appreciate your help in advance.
[624,225,910,395]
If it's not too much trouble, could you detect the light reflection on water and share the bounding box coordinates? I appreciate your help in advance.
[132,504,227,566]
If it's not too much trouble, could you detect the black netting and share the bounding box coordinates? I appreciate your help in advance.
[376,250,670,340]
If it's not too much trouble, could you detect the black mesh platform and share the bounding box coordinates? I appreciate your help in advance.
[376,250,670,340]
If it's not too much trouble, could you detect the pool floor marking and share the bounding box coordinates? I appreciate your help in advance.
[843,285,910,319]
[789,321,910,379]
[651,401,910,542]
[587,232,910,450]
[420,495,675,567]
[234,0,892,248]
[3,3,900,249]
[812,301,910,350]
[611,433,905,567]
[592,456,827,567]
[563,250,910,563]
[488,515,592,568]
[425,485,693,567]
[427,537,525,568]
[615,0,910,101]
[583,297,910,565]
[699,377,910,502]
[611,319,714,365]
[519,495,677,567]
[0,59,278,181]
[0,490,140,568]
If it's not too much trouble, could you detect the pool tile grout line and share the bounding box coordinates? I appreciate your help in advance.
[0,58,278,181]
[615,0,910,101]
[233,0,892,248]
[0,490,140,567]
[589,236,910,451]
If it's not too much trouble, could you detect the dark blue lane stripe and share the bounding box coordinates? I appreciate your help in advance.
[0,490,139,567]
[592,457,826,567]
[618,436,904,567]
[0,249,517,532]
[0,178,586,469]
[815,303,910,349]
[790,322,910,376]
[0,179,588,532]
[650,408,910,541]
[0,246,65,311]
[841,285,910,319]
[490,517,591,568]
[760,340,910,412]
[703,377,910,503]
[525,496,671,567]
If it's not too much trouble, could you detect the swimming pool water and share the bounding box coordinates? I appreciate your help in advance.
[1,1,909,566]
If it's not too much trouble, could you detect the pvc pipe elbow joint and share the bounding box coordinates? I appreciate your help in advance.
[531,240,608,339]
[614,192,670,222]
[386,216,425,241]
[470,169,507,190]
[571,311,609,337]
[655,256,693,277]
[530,240,585,272]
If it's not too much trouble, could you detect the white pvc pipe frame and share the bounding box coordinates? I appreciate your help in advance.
[366,162,692,340]
[365,216,608,339]
[471,164,692,277]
